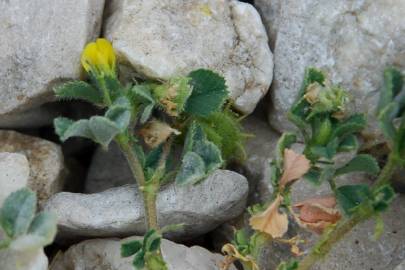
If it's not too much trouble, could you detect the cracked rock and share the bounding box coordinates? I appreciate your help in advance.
[255,0,405,137]
[104,0,273,114]
[45,170,248,241]
[0,131,65,208]
[50,237,236,270]
[0,0,105,116]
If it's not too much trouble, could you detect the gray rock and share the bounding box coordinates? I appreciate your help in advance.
[45,170,248,241]
[309,193,405,270]
[242,115,280,203]
[395,260,405,270]
[255,0,405,136]
[104,0,273,114]
[0,131,65,208]
[50,237,236,270]
[0,0,104,116]
[0,105,58,129]
[0,249,48,270]
[0,152,30,205]
[85,142,133,193]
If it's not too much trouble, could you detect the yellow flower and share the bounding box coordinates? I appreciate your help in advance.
[81,38,116,77]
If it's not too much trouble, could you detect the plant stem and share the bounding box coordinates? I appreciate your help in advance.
[296,153,399,270]
[116,134,159,230]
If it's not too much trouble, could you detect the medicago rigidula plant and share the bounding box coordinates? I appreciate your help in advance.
[52,38,247,269]
[222,67,405,270]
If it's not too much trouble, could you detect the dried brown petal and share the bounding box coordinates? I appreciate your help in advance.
[249,195,288,238]
[279,149,311,188]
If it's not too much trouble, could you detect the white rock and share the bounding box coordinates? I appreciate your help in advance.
[395,260,405,270]
[256,0,405,135]
[45,170,248,241]
[50,237,236,270]
[0,248,48,270]
[104,0,273,114]
[0,0,105,115]
[0,152,30,205]
[0,131,65,208]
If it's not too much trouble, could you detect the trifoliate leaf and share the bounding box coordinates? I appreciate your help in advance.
[54,80,103,104]
[10,212,57,251]
[89,116,121,147]
[185,69,228,117]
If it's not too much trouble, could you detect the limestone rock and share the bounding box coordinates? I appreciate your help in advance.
[255,0,405,136]
[104,0,273,114]
[50,237,236,270]
[0,131,65,207]
[0,152,30,205]
[45,170,248,241]
[0,0,105,115]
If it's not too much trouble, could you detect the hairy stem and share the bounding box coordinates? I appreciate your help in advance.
[297,154,399,270]
[116,134,159,230]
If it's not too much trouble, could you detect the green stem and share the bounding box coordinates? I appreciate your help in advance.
[116,134,158,230]
[296,153,399,270]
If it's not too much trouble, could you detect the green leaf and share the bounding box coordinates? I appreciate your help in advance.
[89,116,121,148]
[378,102,400,142]
[193,139,222,172]
[336,184,371,216]
[302,166,334,186]
[335,154,380,176]
[141,104,155,124]
[10,212,57,251]
[175,152,206,185]
[277,260,299,270]
[131,85,156,104]
[377,68,403,115]
[177,122,223,185]
[311,116,332,146]
[372,184,395,212]
[331,114,367,139]
[54,118,93,142]
[54,80,103,104]
[145,146,163,170]
[0,188,36,238]
[105,97,132,132]
[132,249,146,269]
[54,116,121,148]
[144,233,161,252]
[395,113,405,159]
[196,109,246,162]
[337,134,359,152]
[185,69,228,117]
[121,240,143,257]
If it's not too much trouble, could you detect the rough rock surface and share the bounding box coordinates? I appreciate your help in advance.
[242,114,280,203]
[85,142,133,193]
[0,249,48,270]
[45,170,248,241]
[255,0,405,135]
[0,152,30,205]
[104,0,273,114]
[50,237,236,270]
[0,0,105,115]
[0,131,65,207]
